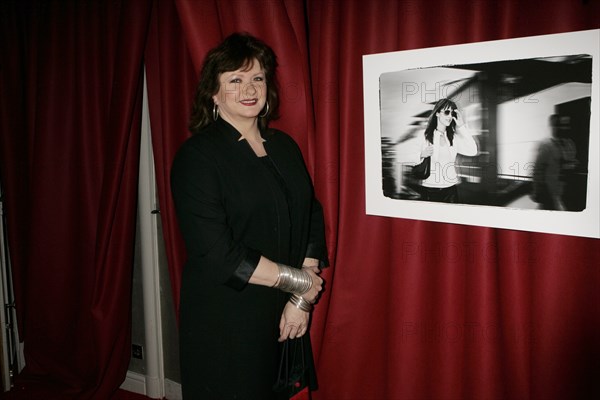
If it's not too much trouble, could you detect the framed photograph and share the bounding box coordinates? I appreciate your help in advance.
[363,29,599,238]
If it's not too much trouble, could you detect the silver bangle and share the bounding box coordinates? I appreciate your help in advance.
[272,268,281,288]
[289,294,313,312]
[274,263,312,295]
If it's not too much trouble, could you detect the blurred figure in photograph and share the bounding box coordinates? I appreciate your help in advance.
[532,114,578,210]
[407,98,478,203]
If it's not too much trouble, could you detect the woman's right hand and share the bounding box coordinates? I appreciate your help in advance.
[301,268,323,303]
[420,145,433,158]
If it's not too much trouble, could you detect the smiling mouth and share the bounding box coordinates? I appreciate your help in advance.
[240,99,258,106]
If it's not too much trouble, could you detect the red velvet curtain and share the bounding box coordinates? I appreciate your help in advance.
[0,0,152,398]
[305,1,600,399]
[148,1,600,399]
[1,0,599,399]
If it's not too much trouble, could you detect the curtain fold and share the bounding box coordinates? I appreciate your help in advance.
[0,0,152,398]
[144,0,197,318]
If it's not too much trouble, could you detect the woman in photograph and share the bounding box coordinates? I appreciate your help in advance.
[170,33,328,399]
[411,98,478,203]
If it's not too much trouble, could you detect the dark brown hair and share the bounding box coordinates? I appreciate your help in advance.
[188,32,280,134]
[424,98,457,146]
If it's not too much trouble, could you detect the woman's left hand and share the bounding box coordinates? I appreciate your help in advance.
[279,301,309,342]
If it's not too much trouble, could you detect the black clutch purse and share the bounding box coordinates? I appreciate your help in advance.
[273,338,307,396]
[412,156,431,180]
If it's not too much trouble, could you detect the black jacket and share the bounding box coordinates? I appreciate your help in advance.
[171,117,327,398]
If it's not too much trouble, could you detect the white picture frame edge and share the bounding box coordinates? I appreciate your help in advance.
[363,29,600,239]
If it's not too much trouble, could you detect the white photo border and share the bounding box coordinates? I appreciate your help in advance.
[363,29,600,238]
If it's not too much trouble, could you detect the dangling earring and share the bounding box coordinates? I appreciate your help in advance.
[259,101,269,118]
[213,104,219,121]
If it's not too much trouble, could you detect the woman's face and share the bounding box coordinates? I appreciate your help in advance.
[436,106,456,130]
[213,58,267,124]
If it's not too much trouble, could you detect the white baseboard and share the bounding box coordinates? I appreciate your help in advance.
[165,378,182,400]
[120,371,146,395]
[120,371,182,400]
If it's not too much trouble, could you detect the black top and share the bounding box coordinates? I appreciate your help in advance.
[171,118,328,399]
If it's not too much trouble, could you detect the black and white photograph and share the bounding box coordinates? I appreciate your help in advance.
[364,29,600,238]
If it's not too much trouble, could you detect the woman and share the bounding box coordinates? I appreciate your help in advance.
[171,33,328,399]
[411,98,478,203]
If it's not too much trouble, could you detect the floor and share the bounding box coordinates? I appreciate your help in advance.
[0,375,163,400]
[114,389,162,400]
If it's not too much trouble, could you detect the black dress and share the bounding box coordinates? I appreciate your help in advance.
[170,118,328,399]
